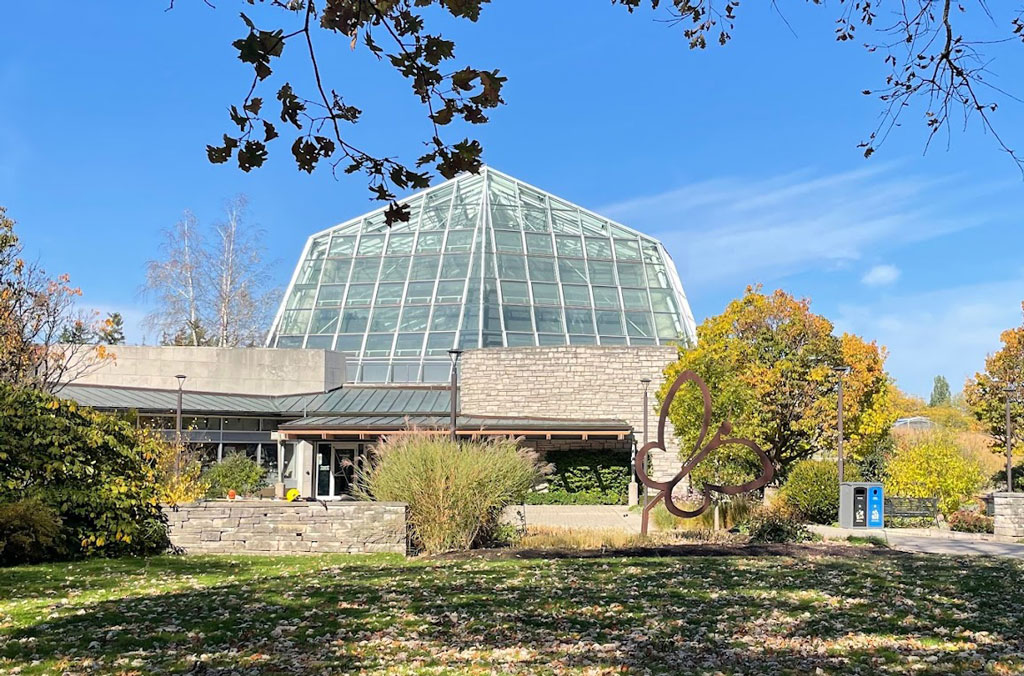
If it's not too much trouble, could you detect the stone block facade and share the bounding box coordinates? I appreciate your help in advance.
[993,492,1024,538]
[460,346,683,482]
[166,501,408,555]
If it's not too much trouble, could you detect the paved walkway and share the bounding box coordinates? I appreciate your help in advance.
[811,525,1024,559]
[503,505,641,532]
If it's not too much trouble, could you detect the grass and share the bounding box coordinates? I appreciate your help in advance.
[1,548,1023,674]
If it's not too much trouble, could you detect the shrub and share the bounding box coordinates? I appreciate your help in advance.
[0,384,168,558]
[884,432,986,515]
[533,450,630,505]
[155,440,209,506]
[202,454,267,498]
[990,462,1024,492]
[357,434,541,554]
[780,460,861,524]
[651,494,759,531]
[948,510,994,534]
[746,503,809,543]
[0,499,63,566]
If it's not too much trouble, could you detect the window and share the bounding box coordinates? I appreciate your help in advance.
[585,237,613,259]
[622,288,650,311]
[321,259,351,284]
[614,239,641,260]
[592,286,620,309]
[335,334,363,354]
[445,230,474,252]
[555,235,583,257]
[316,285,345,307]
[503,306,533,332]
[369,308,400,333]
[416,232,443,253]
[596,310,624,335]
[400,306,430,331]
[425,332,456,356]
[531,282,559,305]
[527,256,556,281]
[339,308,369,333]
[441,254,470,278]
[379,257,410,282]
[405,281,434,304]
[344,284,373,306]
[506,332,535,346]
[435,280,464,303]
[525,233,553,255]
[409,256,440,281]
[357,234,384,256]
[494,230,523,252]
[557,258,588,283]
[625,312,654,338]
[497,254,527,280]
[617,262,645,287]
[223,417,260,432]
[588,260,616,285]
[309,309,339,335]
[329,235,356,256]
[431,305,461,331]
[501,280,530,304]
[650,289,679,313]
[374,283,405,305]
[394,333,424,357]
[287,286,316,309]
[561,284,591,307]
[386,233,414,254]
[364,333,393,357]
[279,310,310,335]
[566,308,595,334]
[534,307,564,333]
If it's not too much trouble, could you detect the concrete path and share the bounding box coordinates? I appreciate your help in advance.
[812,525,1024,559]
[503,505,641,532]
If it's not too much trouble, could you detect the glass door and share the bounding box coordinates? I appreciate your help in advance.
[315,443,363,499]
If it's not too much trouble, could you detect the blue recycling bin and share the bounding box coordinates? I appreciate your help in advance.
[839,482,884,528]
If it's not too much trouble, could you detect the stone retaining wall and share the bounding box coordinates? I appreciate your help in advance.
[166,501,408,555]
[993,492,1024,538]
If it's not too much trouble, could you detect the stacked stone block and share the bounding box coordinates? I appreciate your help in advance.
[461,346,683,482]
[166,501,408,555]
[993,493,1024,538]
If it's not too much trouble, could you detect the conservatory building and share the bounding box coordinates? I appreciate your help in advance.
[267,167,696,383]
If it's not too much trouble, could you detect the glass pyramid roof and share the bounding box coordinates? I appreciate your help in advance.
[267,167,697,383]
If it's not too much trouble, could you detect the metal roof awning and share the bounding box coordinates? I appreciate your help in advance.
[277,414,633,439]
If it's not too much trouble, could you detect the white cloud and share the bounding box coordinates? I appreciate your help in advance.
[834,278,1024,397]
[861,264,901,287]
[598,164,1007,289]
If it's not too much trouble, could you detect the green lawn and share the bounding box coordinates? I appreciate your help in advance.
[1,547,1023,674]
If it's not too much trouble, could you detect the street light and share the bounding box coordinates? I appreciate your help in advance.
[1005,384,1018,492]
[174,374,187,445]
[639,378,652,512]
[447,350,463,442]
[833,365,851,484]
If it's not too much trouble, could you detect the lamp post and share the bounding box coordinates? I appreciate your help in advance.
[174,374,187,445]
[448,349,463,442]
[833,366,851,484]
[640,378,652,513]
[1005,384,1017,492]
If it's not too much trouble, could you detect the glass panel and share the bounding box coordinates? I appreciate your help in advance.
[364,333,393,357]
[492,205,520,229]
[585,236,613,259]
[458,330,480,349]
[357,234,385,256]
[321,259,351,284]
[360,362,389,382]
[369,308,400,332]
[335,334,363,354]
[494,230,523,252]
[279,310,310,335]
[379,257,410,282]
[497,254,527,280]
[518,185,546,209]
[596,310,624,335]
[441,254,470,278]
[425,332,456,356]
[503,306,533,332]
[557,258,588,283]
[329,235,357,256]
[506,332,535,347]
[579,212,608,235]
[297,259,323,285]
[445,230,474,252]
[416,232,444,253]
[405,282,434,304]
[435,280,465,303]
[276,336,303,348]
[339,308,369,333]
[410,256,440,281]
[344,284,374,306]
[224,417,261,431]
[555,235,583,257]
[305,335,333,349]
[561,284,591,307]
[538,334,566,346]
[420,206,448,231]
[374,283,404,305]
[422,362,451,382]
[501,280,529,304]
[527,256,556,281]
[391,362,420,383]
[350,258,382,283]
[569,334,597,345]
[588,260,616,285]
[641,240,662,263]
[448,197,480,230]
[481,332,504,347]
[534,307,564,333]
[316,285,345,307]
[522,209,549,232]
[592,286,620,309]
[525,233,553,255]
[625,312,654,337]
[287,286,316,309]
[614,239,641,260]
[622,288,650,311]
[387,233,414,254]
[309,309,339,335]
[617,262,645,287]
[550,209,580,233]
[400,306,430,331]
[646,262,670,288]
[532,282,559,305]
[630,337,658,345]
[308,236,329,259]
[655,313,681,339]
[483,303,501,332]
[431,305,461,331]
[650,289,679,313]
[394,333,425,357]
[600,335,627,345]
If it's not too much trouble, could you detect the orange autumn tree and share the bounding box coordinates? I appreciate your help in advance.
[965,303,1024,463]
[662,287,896,486]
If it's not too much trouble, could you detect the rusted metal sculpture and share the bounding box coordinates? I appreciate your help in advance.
[636,370,775,535]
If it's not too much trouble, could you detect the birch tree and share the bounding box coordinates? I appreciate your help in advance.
[142,211,206,346]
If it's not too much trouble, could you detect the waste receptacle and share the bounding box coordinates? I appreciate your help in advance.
[839,482,884,529]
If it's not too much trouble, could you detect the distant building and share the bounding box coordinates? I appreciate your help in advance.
[64,169,696,501]
[892,416,938,433]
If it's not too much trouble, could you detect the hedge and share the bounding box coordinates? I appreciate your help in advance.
[529,449,630,505]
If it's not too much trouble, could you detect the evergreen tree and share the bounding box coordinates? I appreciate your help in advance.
[930,375,952,407]
[98,312,125,345]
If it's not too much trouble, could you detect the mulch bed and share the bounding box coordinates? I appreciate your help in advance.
[432,541,903,561]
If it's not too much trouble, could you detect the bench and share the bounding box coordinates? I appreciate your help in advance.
[884,496,940,527]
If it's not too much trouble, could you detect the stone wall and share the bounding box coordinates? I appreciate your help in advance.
[993,492,1024,538]
[75,346,346,395]
[166,501,408,555]
[460,346,682,482]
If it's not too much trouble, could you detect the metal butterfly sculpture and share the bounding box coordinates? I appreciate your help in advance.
[636,370,775,535]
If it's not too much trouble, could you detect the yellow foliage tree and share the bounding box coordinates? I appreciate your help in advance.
[149,431,208,507]
[883,432,986,515]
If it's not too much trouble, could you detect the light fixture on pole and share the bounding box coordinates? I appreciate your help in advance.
[448,349,463,442]
[1005,383,1018,493]
[833,365,851,484]
[639,378,652,512]
[174,374,187,445]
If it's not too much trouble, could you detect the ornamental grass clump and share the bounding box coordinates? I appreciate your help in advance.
[357,434,542,554]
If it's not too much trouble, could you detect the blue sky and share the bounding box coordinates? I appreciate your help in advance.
[2,1,1022,398]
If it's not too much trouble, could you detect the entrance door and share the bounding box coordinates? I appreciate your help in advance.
[315,443,362,499]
